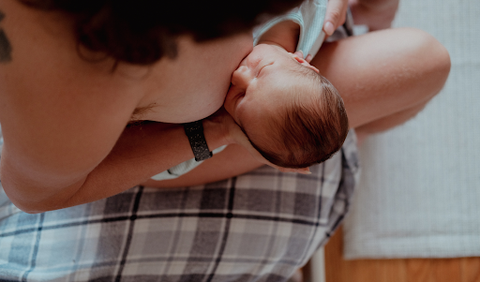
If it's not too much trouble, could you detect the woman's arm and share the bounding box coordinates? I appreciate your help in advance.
[142,144,263,188]
[0,66,231,214]
[0,48,230,214]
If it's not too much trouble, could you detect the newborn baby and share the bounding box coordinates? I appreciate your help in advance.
[151,1,348,180]
[224,43,349,168]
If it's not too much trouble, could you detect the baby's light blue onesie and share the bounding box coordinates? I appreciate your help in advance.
[254,0,327,58]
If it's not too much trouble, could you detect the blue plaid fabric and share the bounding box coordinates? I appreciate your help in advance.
[0,130,359,282]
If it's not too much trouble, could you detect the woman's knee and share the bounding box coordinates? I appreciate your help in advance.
[313,28,450,128]
[398,28,451,97]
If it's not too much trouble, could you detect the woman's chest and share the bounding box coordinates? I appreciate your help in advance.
[135,35,253,123]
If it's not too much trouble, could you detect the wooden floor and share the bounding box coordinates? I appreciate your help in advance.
[323,227,480,282]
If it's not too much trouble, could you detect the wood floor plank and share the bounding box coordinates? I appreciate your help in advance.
[461,257,480,282]
[325,228,347,282]
[348,259,380,282]
[378,259,407,282]
[324,227,480,282]
[433,259,461,282]
[405,259,433,282]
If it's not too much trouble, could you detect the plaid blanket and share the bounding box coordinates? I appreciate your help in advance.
[0,130,359,282]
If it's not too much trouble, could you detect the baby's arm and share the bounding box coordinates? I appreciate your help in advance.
[256,20,300,53]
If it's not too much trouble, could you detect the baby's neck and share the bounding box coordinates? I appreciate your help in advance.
[257,20,300,53]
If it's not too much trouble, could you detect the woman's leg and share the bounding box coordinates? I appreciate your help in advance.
[311,27,450,130]
[355,99,428,133]
[354,100,429,143]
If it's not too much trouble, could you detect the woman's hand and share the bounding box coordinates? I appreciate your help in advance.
[323,0,349,37]
[323,0,399,36]
[349,0,399,31]
[207,108,311,175]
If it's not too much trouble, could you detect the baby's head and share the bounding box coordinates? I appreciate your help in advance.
[224,44,349,168]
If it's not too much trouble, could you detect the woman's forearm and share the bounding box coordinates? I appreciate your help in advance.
[142,144,264,188]
[1,120,228,213]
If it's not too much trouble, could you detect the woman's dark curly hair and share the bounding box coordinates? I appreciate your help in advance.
[19,0,303,64]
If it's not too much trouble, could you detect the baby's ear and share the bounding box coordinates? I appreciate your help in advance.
[292,51,306,62]
[291,52,320,74]
[292,50,312,63]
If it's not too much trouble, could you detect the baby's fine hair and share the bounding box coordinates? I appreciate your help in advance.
[251,67,349,168]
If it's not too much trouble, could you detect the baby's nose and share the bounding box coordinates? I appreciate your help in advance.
[231,65,252,88]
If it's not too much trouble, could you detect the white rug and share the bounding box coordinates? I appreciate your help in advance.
[343,0,480,259]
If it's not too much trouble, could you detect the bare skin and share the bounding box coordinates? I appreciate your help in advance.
[0,0,450,213]
[349,0,400,31]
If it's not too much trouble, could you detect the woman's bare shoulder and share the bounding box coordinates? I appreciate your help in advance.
[0,1,143,181]
[0,0,139,91]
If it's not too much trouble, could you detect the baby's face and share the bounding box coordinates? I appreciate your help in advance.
[224,44,319,140]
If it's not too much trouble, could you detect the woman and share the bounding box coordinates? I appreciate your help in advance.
[0,0,450,281]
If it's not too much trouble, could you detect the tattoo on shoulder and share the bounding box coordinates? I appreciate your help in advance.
[0,10,12,63]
